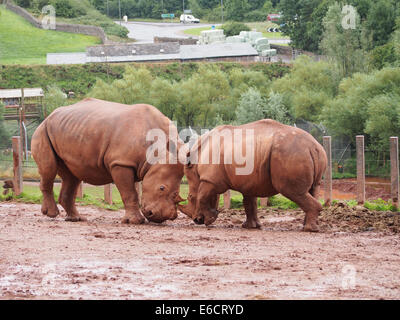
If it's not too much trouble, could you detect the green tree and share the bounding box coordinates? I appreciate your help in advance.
[365,0,397,48]
[225,0,250,21]
[320,2,366,77]
[264,91,291,124]
[279,0,332,52]
[235,88,266,125]
[365,93,400,151]
[149,78,179,121]
[272,55,339,121]
[321,67,400,148]
[43,85,67,117]
[90,66,153,104]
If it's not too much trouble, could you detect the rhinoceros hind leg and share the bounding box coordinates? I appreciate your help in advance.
[58,163,86,222]
[284,192,321,232]
[242,196,261,229]
[35,144,59,218]
[111,166,145,225]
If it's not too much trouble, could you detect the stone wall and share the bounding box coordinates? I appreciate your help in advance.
[154,36,198,46]
[87,43,180,57]
[270,44,292,56]
[4,1,108,44]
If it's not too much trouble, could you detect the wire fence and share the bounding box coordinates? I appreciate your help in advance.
[331,148,391,179]
[0,151,39,180]
[0,147,393,181]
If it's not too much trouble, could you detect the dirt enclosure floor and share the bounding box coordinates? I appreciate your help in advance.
[1,202,400,300]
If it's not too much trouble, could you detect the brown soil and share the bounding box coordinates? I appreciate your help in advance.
[330,179,392,201]
[1,202,400,300]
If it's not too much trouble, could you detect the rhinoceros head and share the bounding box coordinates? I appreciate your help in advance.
[141,161,185,223]
[178,156,218,226]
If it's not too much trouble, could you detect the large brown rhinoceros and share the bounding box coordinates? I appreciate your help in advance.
[31,98,184,224]
[178,119,327,232]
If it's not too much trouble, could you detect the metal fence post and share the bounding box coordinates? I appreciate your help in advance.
[390,137,399,209]
[323,136,332,206]
[356,135,365,205]
[104,184,113,205]
[12,136,23,196]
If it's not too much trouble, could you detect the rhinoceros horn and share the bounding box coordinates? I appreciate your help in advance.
[174,194,185,204]
[178,204,193,218]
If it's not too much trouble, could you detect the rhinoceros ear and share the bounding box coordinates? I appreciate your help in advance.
[186,151,193,168]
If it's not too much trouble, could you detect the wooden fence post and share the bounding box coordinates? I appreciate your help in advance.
[390,137,399,209]
[77,182,83,198]
[135,182,142,206]
[12,136,23,196]
[104,184,113,205]
[223,190,231,209]
[260,198,269,207]
[323,136,332,206]
[356,135,365,205]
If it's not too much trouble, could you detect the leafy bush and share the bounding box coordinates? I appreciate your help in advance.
[244,10,266,22]
[43,85,67,117]
[221,22,250,37]
[51,0,85,18]
[15,0,32,7]
[272,55,340,122]
[235,88,266,125]
[369,42,397,70]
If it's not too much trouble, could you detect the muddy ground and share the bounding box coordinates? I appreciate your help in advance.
[1,201,400,300]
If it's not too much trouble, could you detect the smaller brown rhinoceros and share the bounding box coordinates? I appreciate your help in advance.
[31,98,184,224]
[178,119,327,232]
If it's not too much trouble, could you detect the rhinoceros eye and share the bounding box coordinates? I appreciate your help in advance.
[160,186,165,191]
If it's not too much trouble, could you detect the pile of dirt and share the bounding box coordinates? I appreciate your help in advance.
[219,203,400,234]
[319,202,400,234]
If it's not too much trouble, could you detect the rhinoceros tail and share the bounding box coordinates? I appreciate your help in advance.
[31,120,59,179]
[309,145,326,198]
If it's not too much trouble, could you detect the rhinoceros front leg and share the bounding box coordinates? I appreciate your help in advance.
[111,166,145,225]
[242,195,261,229]
[194,181,219,226]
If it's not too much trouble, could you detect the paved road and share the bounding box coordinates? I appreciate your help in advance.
[118,21,220,43]
[118,21,291,45]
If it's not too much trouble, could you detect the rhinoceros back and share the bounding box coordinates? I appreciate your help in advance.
[33,98,172,185]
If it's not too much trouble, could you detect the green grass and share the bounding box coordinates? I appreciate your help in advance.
[183,26,219,36]
[0,6,101,65]
[1,183,397,212]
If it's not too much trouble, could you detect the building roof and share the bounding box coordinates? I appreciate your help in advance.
[0,88,44,99]
[180,43,258,60]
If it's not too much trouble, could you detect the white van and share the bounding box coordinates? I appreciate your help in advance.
[180,14,200,23]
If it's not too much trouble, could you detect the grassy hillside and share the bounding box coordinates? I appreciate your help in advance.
[13,0,129,39]
[0,6,101,65]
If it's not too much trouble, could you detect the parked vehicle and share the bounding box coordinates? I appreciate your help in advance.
[267,14,281,22]
[180,14,200,23]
